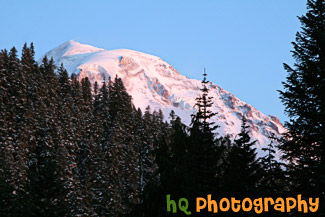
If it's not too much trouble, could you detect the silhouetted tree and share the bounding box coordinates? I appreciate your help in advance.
[279,0,325,214]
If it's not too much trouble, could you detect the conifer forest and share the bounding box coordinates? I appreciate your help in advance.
[0,0,324,216]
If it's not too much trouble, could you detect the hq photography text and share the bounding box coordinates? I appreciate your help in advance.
[166,194,319,215]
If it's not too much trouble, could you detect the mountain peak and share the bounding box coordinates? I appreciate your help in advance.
[40,40,105,63]
[60,40,105,56]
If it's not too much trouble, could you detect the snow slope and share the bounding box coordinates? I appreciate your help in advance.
[40,40,285,154]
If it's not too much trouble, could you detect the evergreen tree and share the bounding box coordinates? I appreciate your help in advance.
[91,79,112,216]
[219,116,260,217]
[278,0,325,213]
[132,107,157,200]
[6,47,30,214]
[169,115,188,188]
[186,70,220,216]
[25,135,68,217]
[108,76,140,215]
[259,137,286,196]
[56,65,85,216]
[258,138,287,216]
[0,49,16,217]
[189,71,219,185]
[158,114,189,216]
[76,77,97,213]
[20,43,41,158]
[24,55,70,217]
[221,116,260,196]
[128,109,172,217]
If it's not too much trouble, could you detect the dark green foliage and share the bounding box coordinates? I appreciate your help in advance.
[279,0,325,214]
[216,117,261,217]
[91,80,112,216]
[25,148,68,217]
[186,71,220,208]
[259,137,286,196]
[221,116,260,197]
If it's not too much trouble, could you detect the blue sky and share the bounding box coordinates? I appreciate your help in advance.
[0,0,307,123]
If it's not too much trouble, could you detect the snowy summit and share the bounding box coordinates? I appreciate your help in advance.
[41,40,286,154]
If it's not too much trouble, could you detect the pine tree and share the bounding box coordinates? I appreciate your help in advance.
[25,133,68,217]
[128,109,172,217]
[221,116,260,197]
[108,76,140,215]
[23,54,70,217]
[259,138,286,195]
[76,77,97,215]
[258,137,286,216]
[91,79,112,216]
[95,79,111,149]
[217,117,261,217]
[278,0,325,213]
[169,115,188,183]
[132,107,156,200]
[192,69,219,133]
[20,43,41,156]
[56,64,85,216]
[0,49,16,217]
[185,70,220,217]
[189,71,219,184]
[158,114,189,216]
[6,47,30,214]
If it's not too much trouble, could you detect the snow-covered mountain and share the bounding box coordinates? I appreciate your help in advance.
[41,40,285,154]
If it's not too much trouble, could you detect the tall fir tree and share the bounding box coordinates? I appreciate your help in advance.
[91,79,112,216]
[258,138,287,216]
[278,0,325,213]
[259,137,286,196]
[56,64,86,216]
[0,49,17,217]
[219,116,260,217]
[76,77,97,215]
[108,76,140,215]
[6,47,30,214]
[186,70,220,216]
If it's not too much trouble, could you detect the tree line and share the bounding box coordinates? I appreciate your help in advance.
[0,43,286,217]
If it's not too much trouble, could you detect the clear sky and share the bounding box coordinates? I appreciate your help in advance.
[0,0,307,123]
